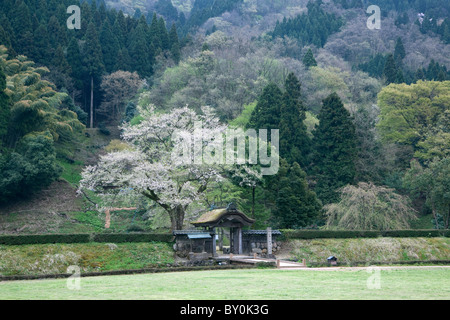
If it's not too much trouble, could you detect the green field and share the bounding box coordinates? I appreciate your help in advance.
[1,267,449,300]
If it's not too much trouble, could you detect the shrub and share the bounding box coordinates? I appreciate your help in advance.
[126,224,145,233]
[0,132,62,204]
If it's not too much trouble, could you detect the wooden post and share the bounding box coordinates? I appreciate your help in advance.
[211,228,217,257]
[267,227,272,256]
[230,227,234,253]
[276,259,280,268]
[238,227,242,255]
[302,259,306,266]
[104,207,137,229]
[219,228,223,251]
[105,209,111,229]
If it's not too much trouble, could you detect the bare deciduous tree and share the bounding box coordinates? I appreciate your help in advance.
[98,71,143,124]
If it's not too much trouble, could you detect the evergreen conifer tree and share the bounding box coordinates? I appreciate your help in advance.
[32,23,51,65]
[394,37,406,65]
[274,159,322,228]
[149,13,162,52]
[66,37,84,89]
[129,20,153,77]
[114,48,132,71]
[247,83,283,132]
[100,19,120,73]
[311,92,357,204]
[10,0,33,54]
[302,48,317,68]
[169,23,181,64]
[0,65,9,147]
[158,17,170,51]
[113,10,128,48]
[83,21,105,128]
[383,53,399,84]
[279,73,311,168]
[52,45,71,75]
[0,15,16,57]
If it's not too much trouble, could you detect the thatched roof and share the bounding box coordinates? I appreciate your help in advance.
[191,207,255,227]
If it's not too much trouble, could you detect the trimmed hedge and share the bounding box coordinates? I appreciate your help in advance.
[0,234,91,245]
[0,233,174,245]
[1,230,448,245]
[92,233,174,243]
[280,229,450,240]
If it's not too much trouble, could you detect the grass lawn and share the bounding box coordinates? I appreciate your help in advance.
[0,267,449,300]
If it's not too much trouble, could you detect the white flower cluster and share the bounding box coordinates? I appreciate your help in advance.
[78,104,266,215]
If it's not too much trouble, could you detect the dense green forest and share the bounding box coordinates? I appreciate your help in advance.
[0,0,449,233]
[272,0,344,48]
[0,0,181,128]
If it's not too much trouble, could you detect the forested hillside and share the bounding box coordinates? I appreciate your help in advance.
[0,0,181,128]
[0,0,449,233]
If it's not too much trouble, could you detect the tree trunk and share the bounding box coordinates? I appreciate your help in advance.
[90,76,94,128]
[445,206,449,229]
[142,190,188,231]
[169,205,186,231]
[432,204,439,229]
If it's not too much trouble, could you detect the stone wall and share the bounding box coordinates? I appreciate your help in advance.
[173,237,213,258]
[242,234,282,256]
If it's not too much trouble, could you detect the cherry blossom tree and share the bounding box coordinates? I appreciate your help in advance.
[79,104,269,230]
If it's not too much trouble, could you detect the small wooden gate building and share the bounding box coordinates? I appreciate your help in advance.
[174,205,255,257]
[191,205,255,256]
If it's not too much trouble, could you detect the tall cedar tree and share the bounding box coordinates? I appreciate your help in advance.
[149,13,162,53]
[52,45,71,75]
[246,83,283,132]
[113,11,128,49]
[383,53,402,85]
[100,19,120,73]
[312,92,357,204]
[10,0,33,54]
[394,37,406,65]
[47,15,67,51]
[302,48,317,68]
[66,38,84,91]
[115,48,132,72]
[83,21,105,128]
[0,66,9,148]
[33,23,51,65]
[158,17,170,51]
[279,73,311,168]
[274,159,322,229]
[169,23,181,64]
[129,19,153,78]
[0,17,16,57]
[246,83,282,219]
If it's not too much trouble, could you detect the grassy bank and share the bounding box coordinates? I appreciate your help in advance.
[0,242,174,276]
[284,237,450,265]
[0,268,449,300]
